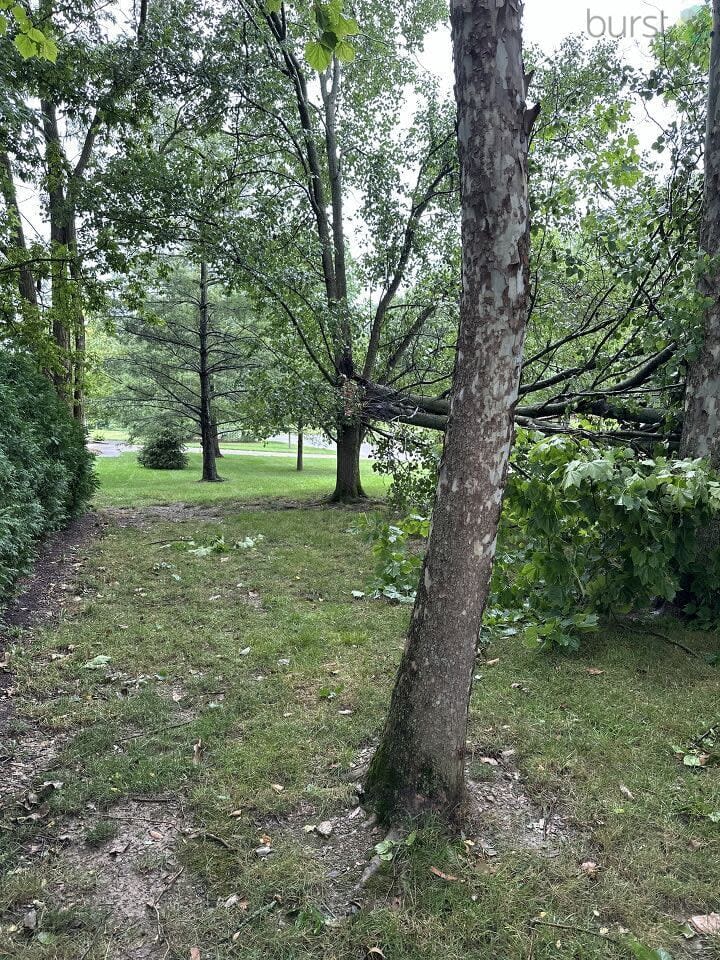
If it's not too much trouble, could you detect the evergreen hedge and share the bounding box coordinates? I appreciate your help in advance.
[0,351,97,599]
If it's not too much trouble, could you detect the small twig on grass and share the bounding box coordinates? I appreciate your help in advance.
[148,538,193,548]
[114,719,194,744]
[691,720,720,747]
[151,866,185,907]
[530,919,619,945]
[228,899,279,949]
[622,622,703,661]
[190,829,242,854]
[84,812,179,827]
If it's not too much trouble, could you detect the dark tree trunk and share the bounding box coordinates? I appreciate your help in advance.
[330,422,365,502]
[681,0,720,467]
[0,150,39,314]
[199,261,220,483]
[209,376,223,457]
[364,0,537,821]
[297,422,304,472]
[212,421,223,458]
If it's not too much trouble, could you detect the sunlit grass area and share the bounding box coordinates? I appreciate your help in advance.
[1,495,719,958]
[93,451,386,508]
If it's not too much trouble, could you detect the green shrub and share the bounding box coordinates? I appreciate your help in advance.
[356,432,720,652]
[0,351,97,599]
[138,426,188,470]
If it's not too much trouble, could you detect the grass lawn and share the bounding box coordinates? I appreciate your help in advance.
[0,460,719,959]
[94,452,386,508]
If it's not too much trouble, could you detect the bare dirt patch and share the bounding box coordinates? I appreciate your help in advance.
[1,513,107,811]
[5,799,205,959]
[57,800,200,959]
[273,749,579,921]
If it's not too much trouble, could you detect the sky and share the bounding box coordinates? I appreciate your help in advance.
[419,0,702,89]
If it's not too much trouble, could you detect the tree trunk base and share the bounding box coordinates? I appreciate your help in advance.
[327,487,368,505]
[363,737,467,824]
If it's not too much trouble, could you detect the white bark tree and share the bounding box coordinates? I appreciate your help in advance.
[365,0,538,818]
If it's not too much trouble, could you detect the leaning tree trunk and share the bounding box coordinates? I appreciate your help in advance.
[681,0,720,467]
[199,261,220,483]
[331,421,365,502]
[364,0,537,820]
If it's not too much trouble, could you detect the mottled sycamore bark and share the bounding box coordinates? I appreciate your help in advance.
[365,0,537,819]
[681,0,720,466]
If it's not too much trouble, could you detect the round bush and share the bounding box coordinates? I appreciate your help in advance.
[138,427,188,470]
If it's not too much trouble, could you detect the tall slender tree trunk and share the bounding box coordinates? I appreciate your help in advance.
[681,0,720,467]
[199,261,220,483]
[0,150,38,314]
[208,375,223,457]
[297,422,304,472]
[364,0,537,820]
[331,422,365,502]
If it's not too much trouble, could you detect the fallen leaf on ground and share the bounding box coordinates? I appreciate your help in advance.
[366,949,385,959]
[108,840,131,856]
[486,658,500,666]
[192,739,203,765]
[586,668,605,676]
[430,866,458,881]
[689,913,720,935]
[83,654,112,670]
[619,783,634,800]
[479,757,499,766]
[270,783,284,793]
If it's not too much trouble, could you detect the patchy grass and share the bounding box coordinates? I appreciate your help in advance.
[0,498,719,958]
[94,451,386,508]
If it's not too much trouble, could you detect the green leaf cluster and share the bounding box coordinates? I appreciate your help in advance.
[356,433,720,651]
[1,1,58,60]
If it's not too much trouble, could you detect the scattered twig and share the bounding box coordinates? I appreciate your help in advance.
[149,538,193,548]
[530,919,619,945]
[692,720,720,747]
[622,622,703,661]
[191,829,242,854]
[84,812,178,827]
[228,899,279,949]
[152,866,185,907]
[114,719,194,744]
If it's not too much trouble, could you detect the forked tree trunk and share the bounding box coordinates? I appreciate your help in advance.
[199,262,220,483]
[364,0,537,820]
[681,0,720,467]
[331,422,365,502]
